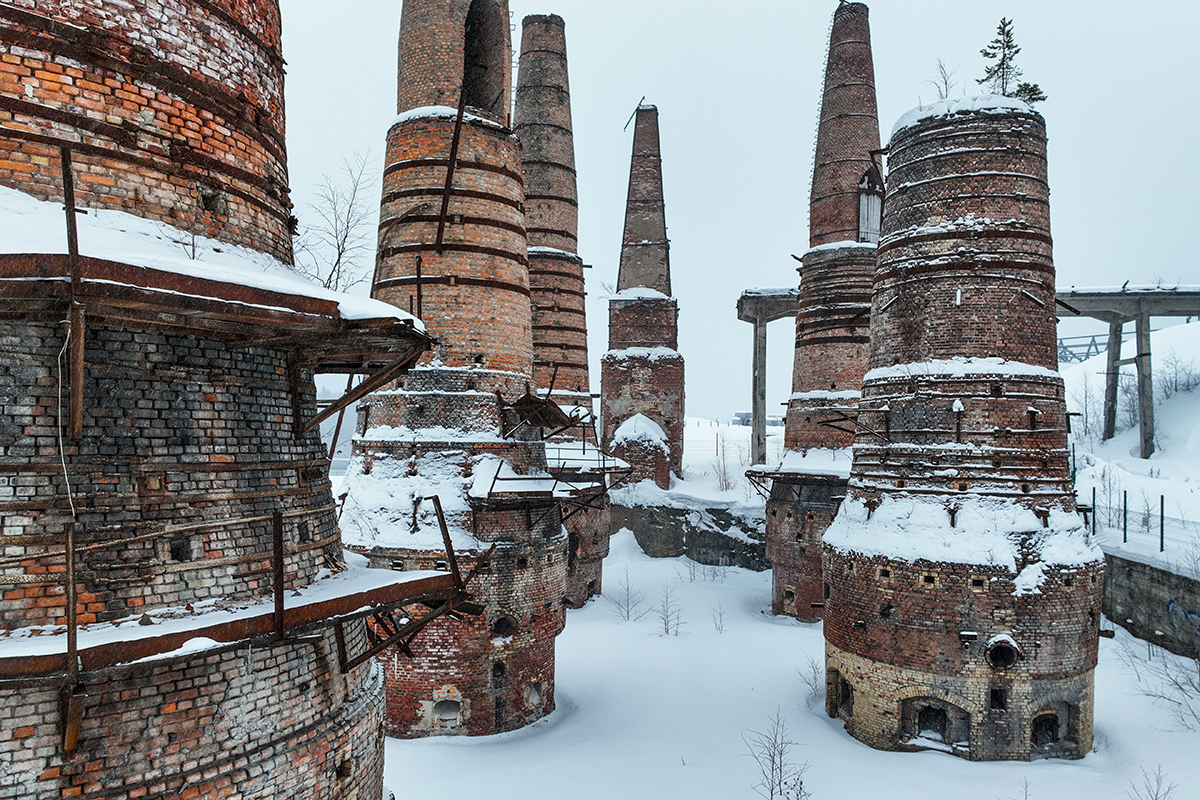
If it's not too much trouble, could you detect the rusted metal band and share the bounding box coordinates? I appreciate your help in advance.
[375,273,531,297]
[379,214,526,238]
[876,227,1052,257]
[874,259,1056,284]
[532,306,585,318]
[794,334,871,346]
[527,227,578,243]
[379,242,529,268]
[0,125,290,224]
[524,193,578,207]
[533,323,588,334]
[0,13,287,159]
[384,157,524,186]
[382,186,522,212]
[520,159,577,176]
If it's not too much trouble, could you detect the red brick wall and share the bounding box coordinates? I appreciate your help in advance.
[600,348,684,485]
[367,510,567,738]
[0,629,385,799]
[372,115,531,383]
[0,0,294,262]
[808,2,880,248]
[822,104,1103,761]
[397,0,512,124]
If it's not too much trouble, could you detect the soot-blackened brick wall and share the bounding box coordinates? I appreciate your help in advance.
[0,320,338,629]
[0,0,294,262]
[0,627,385,800]
[765,475,845,621]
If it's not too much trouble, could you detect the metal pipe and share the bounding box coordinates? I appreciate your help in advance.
[273,511,285,638]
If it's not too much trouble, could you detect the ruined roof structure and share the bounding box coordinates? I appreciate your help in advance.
[340,0,589,738]
[822,95,1105,761]
[764,0,881,623]
[600,105,685,487]
[0,2,465,797]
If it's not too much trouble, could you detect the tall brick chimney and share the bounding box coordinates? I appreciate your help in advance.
[763,1,880,622]
[822,96,1104,761]
[785,0,880,452]
[343,0,572,739]
[513,14,610,608]
[600,105,685,487]
[514,14,589,402]
[374,0,531,387]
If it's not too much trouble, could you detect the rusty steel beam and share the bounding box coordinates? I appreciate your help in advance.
[68,305,84,438]
[434,93,469,254]
[300,347,425,435]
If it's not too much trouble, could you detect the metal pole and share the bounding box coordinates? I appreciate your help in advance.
[65,522,78,683]
[61,148,80,296]
[1091,487,1097,535]
[1123,490,1127,543]
[273,511,285,637]
[1160,495,1165,552]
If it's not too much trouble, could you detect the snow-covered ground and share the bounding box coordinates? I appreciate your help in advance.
[384,529,1200,799]
[1065,320,1200,578]
[379,326,1200,798]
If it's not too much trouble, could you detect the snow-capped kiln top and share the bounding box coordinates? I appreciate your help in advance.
[890,94,1032,140]
[612,413,669,452]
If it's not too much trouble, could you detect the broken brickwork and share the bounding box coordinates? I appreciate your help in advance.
[0,0,294,262]
[767,2,879,622]
[822,99,1104,761]
[346,0,573,738]
[600,106,684,487]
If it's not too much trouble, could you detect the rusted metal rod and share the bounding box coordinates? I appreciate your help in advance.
[69,305,84,438]
[272,511,285,638]
[429,495,463,590]
[60,147,80,297]
[434,91,469,254]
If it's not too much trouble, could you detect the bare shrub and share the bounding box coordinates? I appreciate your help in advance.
[744,709,809,800]
[610,567,649,622]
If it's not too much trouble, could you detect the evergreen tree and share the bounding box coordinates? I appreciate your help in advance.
[977,17,1047,103]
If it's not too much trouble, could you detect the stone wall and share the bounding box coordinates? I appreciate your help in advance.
[1104,553,1200,658]
[0,0,293,261]
[610,504,768,571]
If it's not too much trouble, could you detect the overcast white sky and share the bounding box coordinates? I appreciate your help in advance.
[280,0,1200,421]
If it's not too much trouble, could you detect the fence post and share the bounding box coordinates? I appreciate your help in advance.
[1122,490,1127,543]
[1091,487,1097,535]
[1159,495,1165,553]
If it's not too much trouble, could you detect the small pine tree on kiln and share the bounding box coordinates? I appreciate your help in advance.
[977,17,1047,104]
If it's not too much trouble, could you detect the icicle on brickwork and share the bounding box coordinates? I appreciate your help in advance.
[601,105,684,487]
[822,97,1104,761]
[342,0,571,738]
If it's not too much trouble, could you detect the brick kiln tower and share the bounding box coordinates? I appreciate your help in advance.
[342,0,574,737]
[821,97,1105,760]
[514,14,609,607]
[600,105,685,488]
[763,0,880,622]
[0,2,458,797]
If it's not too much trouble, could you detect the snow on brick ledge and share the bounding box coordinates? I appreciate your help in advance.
[802,239,878,257]
[864,356,1060,383]
[890,94,1032,140]
[0,184,420,326]
[824,494,1101,570]
[602,346,682,362]
[611,286,670,300]
[612,413,669,453]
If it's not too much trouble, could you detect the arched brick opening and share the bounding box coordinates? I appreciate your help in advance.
[463,0,507,116]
